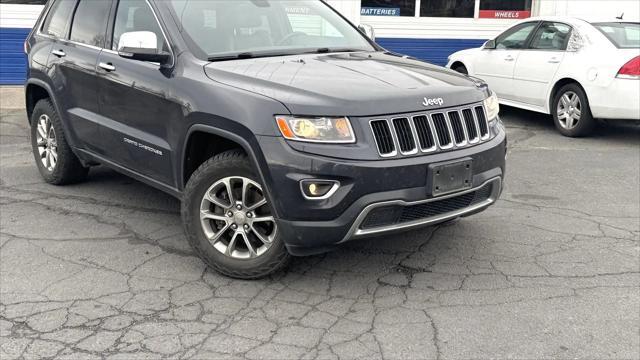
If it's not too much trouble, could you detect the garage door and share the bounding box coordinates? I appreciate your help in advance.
[0,3,45,85]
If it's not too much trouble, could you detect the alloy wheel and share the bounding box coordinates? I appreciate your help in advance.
[36,114,58,171]
[556,91,582,130]
[199,176,277,259]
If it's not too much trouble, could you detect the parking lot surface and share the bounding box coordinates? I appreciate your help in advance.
[1,107,639,359]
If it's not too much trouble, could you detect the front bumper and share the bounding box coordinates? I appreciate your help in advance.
[256,129,506,256]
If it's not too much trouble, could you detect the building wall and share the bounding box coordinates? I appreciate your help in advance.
[361,15,524,65]
[0,4,43,85]
[0,1,638,85]
[363,0,640,66]
[537,0,639,19]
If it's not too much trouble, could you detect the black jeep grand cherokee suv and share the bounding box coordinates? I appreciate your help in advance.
[25,0,506,278]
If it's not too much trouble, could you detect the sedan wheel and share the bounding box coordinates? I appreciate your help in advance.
[552,83,595,137]
[556,91,582,130]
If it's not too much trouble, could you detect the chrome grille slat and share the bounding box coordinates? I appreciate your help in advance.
[369,102,491,158]
[431,113,452,149]
[370,119,396,157]
[447,111,466,146]
[391,118,417,155]
[412,115,436,152]
[462,108,479,143]
[475,106,490,139]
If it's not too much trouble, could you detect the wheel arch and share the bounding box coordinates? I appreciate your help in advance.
[450,61,467,72]
[548,78,588,114]
[25,80,55,122]
[180,125,275,215]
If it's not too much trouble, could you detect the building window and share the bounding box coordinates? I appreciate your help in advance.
[361,0,534,19]
[479,0,532,19]
[420,0,474,18]
[480,0,532,11]
[360,0,416,17]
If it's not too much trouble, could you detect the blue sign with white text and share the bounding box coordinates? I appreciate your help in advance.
[360,7,400,16]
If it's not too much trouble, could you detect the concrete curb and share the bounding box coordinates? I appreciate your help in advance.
[0,86,26,110]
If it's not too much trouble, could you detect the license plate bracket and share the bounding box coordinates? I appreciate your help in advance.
[429,158,473,197]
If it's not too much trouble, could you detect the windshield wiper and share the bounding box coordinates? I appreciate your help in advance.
[207,48,367,62]
[207,52,257,61]
[208,51,301,62]
[313,48,363,54]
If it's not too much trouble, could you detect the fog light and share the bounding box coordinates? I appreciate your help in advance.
[300,180,339,200]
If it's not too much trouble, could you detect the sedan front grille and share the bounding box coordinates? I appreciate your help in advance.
[370,103,491,158]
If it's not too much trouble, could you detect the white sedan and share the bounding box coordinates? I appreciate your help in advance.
[446,17,639,137]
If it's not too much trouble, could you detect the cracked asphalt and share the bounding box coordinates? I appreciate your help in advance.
[1,106,639,360]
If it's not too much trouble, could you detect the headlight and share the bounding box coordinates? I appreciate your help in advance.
[275,116,356,143]
[483,92,500,122]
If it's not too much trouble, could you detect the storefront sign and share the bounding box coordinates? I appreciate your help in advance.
[361,7,400,16]
[479,10,531,19]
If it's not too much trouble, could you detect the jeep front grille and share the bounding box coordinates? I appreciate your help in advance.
[370,103,491,158]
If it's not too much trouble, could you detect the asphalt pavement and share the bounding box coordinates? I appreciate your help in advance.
[1,105,639,359]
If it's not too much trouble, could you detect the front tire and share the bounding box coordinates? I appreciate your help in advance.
[552,83,595,137]
[30,99,88,185]
[181,150,291,279]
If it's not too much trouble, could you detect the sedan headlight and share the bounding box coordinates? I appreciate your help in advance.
[275,116,356,143]
[483,92,500,122]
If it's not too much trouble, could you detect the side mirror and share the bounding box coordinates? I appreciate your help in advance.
[118,31,171,65]
[358,24,376,42]
[483,39,496,50]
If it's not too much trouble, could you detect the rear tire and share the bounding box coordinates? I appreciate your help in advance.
[552,83,595,137]
[181,150,291,279]
[30,99,88,185]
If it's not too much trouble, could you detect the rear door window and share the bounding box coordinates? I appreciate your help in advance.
[41,0,77,39]
[529,22,572,50]
[69,0,113,47]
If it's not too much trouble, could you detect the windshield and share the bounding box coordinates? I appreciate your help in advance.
[168,0,376,60]
[593,22,640,48]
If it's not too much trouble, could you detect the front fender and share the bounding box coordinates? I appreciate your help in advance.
[180,123,279,217]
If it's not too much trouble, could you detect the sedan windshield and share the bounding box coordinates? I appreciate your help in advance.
[168,0,376,60]
[593,22,640,48]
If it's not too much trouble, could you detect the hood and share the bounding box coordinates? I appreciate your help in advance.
[204,52,488,116]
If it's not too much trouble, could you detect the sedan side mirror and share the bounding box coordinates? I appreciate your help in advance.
[118,31,171,65]
[483,39,496,50]
[358,24,376,42]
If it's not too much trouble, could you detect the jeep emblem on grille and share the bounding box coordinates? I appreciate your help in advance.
[422,97,444,107]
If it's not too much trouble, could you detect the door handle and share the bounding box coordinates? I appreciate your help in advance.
[99,62,116,72]
[504,55,515,62]
[548,58,561,63]
[51,49,66,58]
